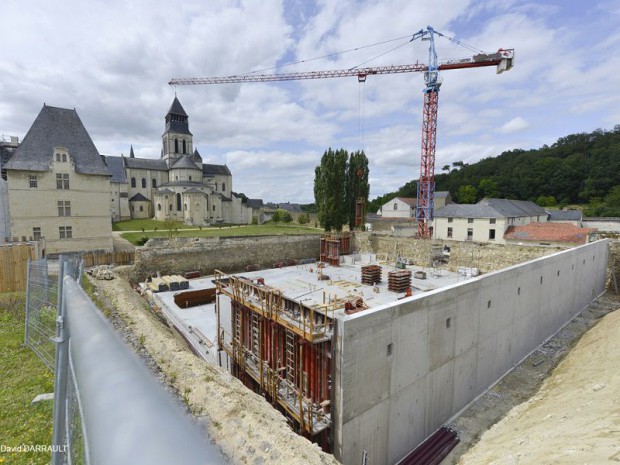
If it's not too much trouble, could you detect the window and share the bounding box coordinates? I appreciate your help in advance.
[57,201,71,217]
[174,139,179,153]
[447,227,453,238]
[139,206,144,212]
[213,205,216,211]
[62,153,67,162]
[152,178,157,188]
[467,218,474,223]
[189,176,192,181]
[490,218,496,224]
[182,140,186,154]
[393,202,398,210]
[169,204,173,210]
[489,229,496,240]
[222,183,225,191]
[59,226,72,239]
[157,203,161,211]
[447,217,453,223]
[141,178,146,188]
[56,173,69,189]
[131,177,136,188]
[29,175,38,188]
[56,153,61,162]
[467,228,473,240]
[176,193,182,211]
[33,227,41,241]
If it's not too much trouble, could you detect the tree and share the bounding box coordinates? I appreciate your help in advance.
[345,150,370,230]
[271,209,283,226]
[298,213,309,226]
[314,148,352,231]
[281,210,293,224]
[478,178,499,198]
[457,185,477,203]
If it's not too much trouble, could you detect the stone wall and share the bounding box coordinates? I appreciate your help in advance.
[129,234,321,282]
[354,232,559,273]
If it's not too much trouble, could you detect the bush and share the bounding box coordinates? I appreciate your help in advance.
[136,236,150,246]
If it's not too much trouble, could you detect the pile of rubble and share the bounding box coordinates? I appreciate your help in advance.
[88,265,115,280]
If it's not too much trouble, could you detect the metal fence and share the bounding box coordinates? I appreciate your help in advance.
[24,258,58,370]
[48,255,225,465]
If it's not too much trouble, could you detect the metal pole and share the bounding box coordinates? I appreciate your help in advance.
[51,256,68,465]
[24,258,31,346]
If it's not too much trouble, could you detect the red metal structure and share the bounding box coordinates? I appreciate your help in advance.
[170,27,513,240]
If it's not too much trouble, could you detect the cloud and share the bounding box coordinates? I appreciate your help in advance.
[1,0,618,204]
[498,116,529,134]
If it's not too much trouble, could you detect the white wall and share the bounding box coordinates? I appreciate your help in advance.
[332,240,609,465]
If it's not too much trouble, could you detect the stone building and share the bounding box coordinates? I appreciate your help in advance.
[3,105,113,254]
[377,192,452,218]
[103,97,251,225]
[433,198,548,244]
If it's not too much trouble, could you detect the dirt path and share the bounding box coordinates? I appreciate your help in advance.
[90,269,338,465]
[455,294,620,464]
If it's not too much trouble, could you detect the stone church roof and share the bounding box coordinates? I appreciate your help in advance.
[4,105,109,175]
[203,163,231,176]
[170,155,200,170]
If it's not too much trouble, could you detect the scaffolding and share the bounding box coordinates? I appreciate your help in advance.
[215,270,334,450]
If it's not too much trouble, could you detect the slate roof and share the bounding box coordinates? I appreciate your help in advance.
[124,157,168,171]
[185,188,205,194]
[191,148,202,164]
[504,223,596,244]
[247,199,264,208]
[170,155,200,170]
[548,210,582,222]
[203,163,231,175]
[129,193,150,202]
[167,96,188,117]
[155,188,174,194]
[4,105,109,175]
[278,203,302,213]
[435,198,546,219]
[395,197,417,207]
[102,156,127,183]
[160,181,205,188]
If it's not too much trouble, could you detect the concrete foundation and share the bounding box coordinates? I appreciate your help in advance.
[332,240,609,465]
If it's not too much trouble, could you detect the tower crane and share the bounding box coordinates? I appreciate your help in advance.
[169,26,514,239]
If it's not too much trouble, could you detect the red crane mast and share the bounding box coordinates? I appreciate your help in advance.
[169,28,514,239]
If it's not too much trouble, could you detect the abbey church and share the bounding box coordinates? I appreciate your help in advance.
[104,97,250,225]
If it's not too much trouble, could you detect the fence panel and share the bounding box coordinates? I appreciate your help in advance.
[24,258,58,371]
[81,251,134,268]
[0,243,36,292]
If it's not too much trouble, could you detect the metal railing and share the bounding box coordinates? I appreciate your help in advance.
[24,258,58,370]
[49,256,225,464]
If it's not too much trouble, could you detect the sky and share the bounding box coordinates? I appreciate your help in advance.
[1,0,619,204]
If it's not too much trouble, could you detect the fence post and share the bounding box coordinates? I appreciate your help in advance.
[51,257,68,465]
[24,258,31,346]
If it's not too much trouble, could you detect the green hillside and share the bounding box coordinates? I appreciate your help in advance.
[369,126,620,216]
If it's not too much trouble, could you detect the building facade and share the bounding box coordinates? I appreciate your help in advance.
[433,198,548,244]
[4,105,113,254]
[377,192,452,218]
[103,97,252,225]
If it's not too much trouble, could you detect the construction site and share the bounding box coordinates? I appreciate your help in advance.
[140,232,610,464]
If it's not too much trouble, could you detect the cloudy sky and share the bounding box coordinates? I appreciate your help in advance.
[1,0,619,203]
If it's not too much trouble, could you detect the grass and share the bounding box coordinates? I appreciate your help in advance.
[121,223,322,245]
[0,293,55,465]
[112,218,192,231]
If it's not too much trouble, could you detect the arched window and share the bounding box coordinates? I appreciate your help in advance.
[176,193,182,211]
[141,178,146,188]
[131,177,136,188]
[152,178,157,188]
[182,140,186,154]
[174,139,179,153]
[157,203,161,211]
[222,182,225,191]
[393,202,398,210]
[62,153,67,162]
[189,176,192,181]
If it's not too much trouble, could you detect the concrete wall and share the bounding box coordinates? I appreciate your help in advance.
[332,240,609,465]
[129,234,321,282]
[583,218,620,233]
